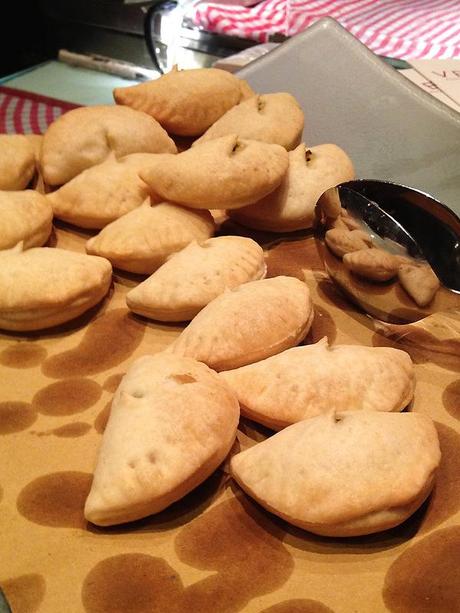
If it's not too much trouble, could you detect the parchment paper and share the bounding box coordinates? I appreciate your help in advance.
[1,221,459,613]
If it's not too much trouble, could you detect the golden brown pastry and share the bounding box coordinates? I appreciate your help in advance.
[398,262,440,307]
[46,153,167,229]
[343,248,400,281]
[84,353,240,526]
[318,185,342,219]
[230,144,355,231]
[0,190,53,250]
[239,79,256,100]
[140,134,289,210]
[40,105,177,186]
[24,134,43,161]
[86,201,215,274]
[325,227,373,258]
[0,135,36,190]
[231,411,441,536]
[168,276,313,371]
[193,93,304,150]
[338,208,363,230]
[22,134,45,190]
[0,245,112,331]
[113,66,250,136]
[221,338,415,430]
[126,236,266,321]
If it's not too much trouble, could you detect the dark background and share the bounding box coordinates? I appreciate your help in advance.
[0,1,53,77]
[0,0,154,78]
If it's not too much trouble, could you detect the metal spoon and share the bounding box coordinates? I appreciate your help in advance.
[314,179,460,324]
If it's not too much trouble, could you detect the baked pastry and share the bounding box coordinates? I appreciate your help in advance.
[0,135,36,190]
[0,190,53,250]
[84,353,240,526]
[325,227,373,257]
[86,201,215,274]
[46,153,167,229]
[24,134,44,190]
[398,262,440,307]
[327,208,363,231]
[318,185,342,220]
[113,66,252,136]
[341,209,363,230]
[343,248,400,281]
[231,411,441,536]
[230,144,355,231]
[221,338,415,430]
[24,134,43,160]
[0,245,112,331]
[40,105,177,186]
[239,79,256,100]
[140,134,289,210]
[126,236,266,321]
[168,276,313,371]
[193,93,304,150]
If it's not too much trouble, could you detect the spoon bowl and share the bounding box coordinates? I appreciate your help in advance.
[314,180,460,324]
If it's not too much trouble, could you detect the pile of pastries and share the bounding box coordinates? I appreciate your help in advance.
[319,198,441,308]
[1,66,441,537]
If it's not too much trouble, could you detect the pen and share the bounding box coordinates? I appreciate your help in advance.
[58,49,159,81]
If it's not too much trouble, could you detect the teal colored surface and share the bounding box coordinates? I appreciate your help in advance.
[0,61,51,85]
[0,61,140,106]
[0,589,11,613]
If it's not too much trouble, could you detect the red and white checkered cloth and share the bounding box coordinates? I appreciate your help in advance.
[193,0,460,59]
[0,86,79,134]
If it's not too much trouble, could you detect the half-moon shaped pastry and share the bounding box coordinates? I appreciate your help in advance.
[114,66,251,136]
[46,153,167,229]
[86,201,215,274]
[126,236,266,321]
[193,93,304,150]
[324,227,372,258]
[168,276,313,371]
[398,262,440,307]
[343,248,400,281]
[84,353,240,526]
[231,411,440,536]
[140,134,289,210]
[0,190,53,250]
[24,134,43,160]
[0,135,36,190]
[0,246,112,331]
[221,338,415,430]
[40,105,177,186]
[230,144,355,231]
